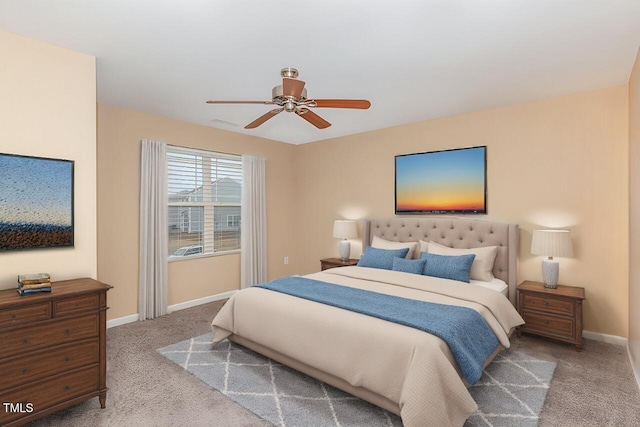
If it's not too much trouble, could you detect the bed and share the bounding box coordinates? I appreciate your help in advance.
[211,217,524,426]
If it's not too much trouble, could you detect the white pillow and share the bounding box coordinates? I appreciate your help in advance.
[425,241,498,282]
[371,236,418,259]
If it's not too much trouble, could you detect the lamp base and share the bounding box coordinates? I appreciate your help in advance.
[339,240,351,262]
[541,258,559,288]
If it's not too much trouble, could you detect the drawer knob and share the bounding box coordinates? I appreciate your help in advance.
[11,313,16,319]
[545,320,550,325]
[544,301,549,306]
[22,338,29,344]
[64,385,70,392]
[22,368,28,375]
[64,357,70,363]
[64,329,70,335]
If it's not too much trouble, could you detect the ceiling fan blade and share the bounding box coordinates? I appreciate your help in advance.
[282,78,306,99]
[244,108,284,129]
[295,108,331,129]
[310,99,371,109]
[207,100,275,105]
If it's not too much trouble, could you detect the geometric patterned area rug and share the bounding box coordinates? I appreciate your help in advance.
[465,349,556,427]
[158,333,555,427]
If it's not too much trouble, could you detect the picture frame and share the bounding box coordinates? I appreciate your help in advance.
[0,153,74,251]
[395,146,487,214]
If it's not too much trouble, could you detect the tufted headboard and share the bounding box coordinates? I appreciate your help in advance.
[361,217,519,306]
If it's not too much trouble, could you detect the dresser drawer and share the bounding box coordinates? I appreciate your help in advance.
[0,314,99,359]
[0,364,99,425]
[0,302,51,328]
[0,340,99,392]
[522,311,575,338]
[521,293,574,316]
[53,294,100,317]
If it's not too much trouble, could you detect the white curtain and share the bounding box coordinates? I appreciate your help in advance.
[139,139,168,320]
[241,155,267,288]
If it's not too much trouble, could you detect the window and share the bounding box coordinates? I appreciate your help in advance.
[167,146,242,259]
[227,214,240,228]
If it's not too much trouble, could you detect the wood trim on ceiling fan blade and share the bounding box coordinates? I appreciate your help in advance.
[295,109,331,129]
[245,108,284,129]
[282,78,306,98]
[207,100,275,104]
[311,99,371,109]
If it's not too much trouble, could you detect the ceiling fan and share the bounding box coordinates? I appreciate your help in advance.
[206,68,371,129]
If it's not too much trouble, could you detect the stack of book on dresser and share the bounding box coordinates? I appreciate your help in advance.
[17,273,52,295]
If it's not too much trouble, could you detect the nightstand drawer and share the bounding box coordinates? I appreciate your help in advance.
[521,293,574,316]
[522,311,574,338]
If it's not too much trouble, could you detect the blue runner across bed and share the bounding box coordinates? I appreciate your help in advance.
[254,276,499,384]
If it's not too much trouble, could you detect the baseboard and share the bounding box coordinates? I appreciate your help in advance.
[107,314,139,329]
[167,290,237,312]
[106,290,237,329]
[628,339,640,390]
[583,329,628,346]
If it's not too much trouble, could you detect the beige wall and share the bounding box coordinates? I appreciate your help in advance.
[97,105,297,320]
[629,48,640,372]
[294,86,629,337]
[0,30,97,288]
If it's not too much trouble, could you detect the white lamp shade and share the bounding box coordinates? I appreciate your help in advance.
[531,229,573,258]
[333,220,358,240]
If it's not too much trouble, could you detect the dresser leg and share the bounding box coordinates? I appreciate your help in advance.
[99,392,107,409]
[576,344,583,352]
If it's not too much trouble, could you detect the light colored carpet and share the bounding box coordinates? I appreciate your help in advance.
[24,301,640,427]
[158,333,556,427]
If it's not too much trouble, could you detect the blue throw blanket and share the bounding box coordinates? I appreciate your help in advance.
[255,276,499,384]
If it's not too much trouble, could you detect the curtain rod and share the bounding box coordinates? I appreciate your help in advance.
[166,143,243,158]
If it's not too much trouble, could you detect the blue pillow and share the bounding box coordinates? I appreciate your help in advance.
[420,252,476,283]
[357,246,410,270]
[392,257,427,275]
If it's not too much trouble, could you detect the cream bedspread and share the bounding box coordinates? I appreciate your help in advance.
[211,266,524,427]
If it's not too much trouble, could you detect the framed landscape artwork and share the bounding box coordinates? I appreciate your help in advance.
[395,146,487,214]
[0,153,74,251]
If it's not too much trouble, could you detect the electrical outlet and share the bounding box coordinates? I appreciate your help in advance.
[284,256,289,265]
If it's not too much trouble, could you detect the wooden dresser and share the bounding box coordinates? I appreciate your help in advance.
[517,280,585,351]
[0,278,112,426]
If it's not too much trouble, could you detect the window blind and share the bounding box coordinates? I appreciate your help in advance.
[167,145,242,258]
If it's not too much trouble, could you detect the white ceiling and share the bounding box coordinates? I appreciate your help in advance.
[1,1,639,145]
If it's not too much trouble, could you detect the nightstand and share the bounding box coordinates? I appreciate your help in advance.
[320,258,359,271]
[517,280,585,351]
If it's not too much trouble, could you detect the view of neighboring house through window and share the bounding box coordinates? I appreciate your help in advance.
[227,214,240,228]
[167,146,242,258]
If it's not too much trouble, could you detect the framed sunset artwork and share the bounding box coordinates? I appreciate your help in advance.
[395,146,487,214]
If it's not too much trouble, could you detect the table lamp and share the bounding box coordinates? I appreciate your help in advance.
[530,229,573,288]
[333,220,358,262]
